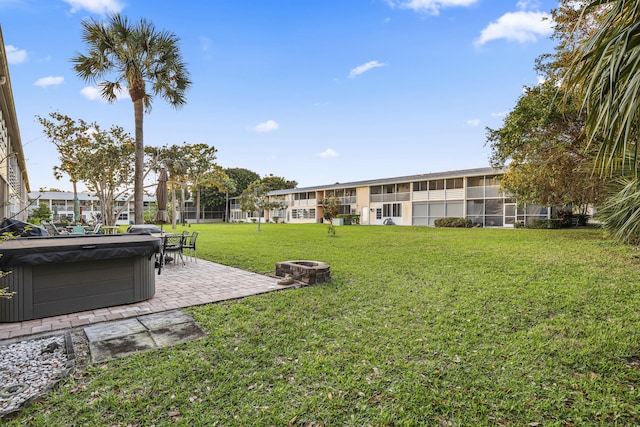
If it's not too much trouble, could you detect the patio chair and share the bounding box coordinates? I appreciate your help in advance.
[41,221,67,236]
[162,233,185,267]
[71,225,86,234]
[182,231,199,262]
[86,223,102,234]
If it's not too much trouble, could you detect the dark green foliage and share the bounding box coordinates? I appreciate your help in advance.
[530,218,563,229]
[27,203,52,225]
[434,217,472,228]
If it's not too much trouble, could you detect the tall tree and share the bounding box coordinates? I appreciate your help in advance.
[184,143,219,224]
[487,0,608,212]
[486,81,606,211]
[200,167,260,211]
[72,14,191,224]
[566,0,640,175]
[565,0,640,243]
[37,112,135,226]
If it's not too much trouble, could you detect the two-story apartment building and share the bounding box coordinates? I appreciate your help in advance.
[231,167,552,227]
[28,191,157,225]
[0,27,30,221]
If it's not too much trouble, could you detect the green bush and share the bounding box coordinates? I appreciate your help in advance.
[530,218,563,229]
[434,217,472,228]
[556,209,574,227]
[336,214,360,225]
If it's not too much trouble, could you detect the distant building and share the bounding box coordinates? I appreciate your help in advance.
[0,27,31,221]
[230,167,552,227]
[28,191,157,225]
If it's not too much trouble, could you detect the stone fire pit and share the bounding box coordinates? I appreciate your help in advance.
[275,260,330,284]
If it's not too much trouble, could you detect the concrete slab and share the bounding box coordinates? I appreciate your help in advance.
[85,310,206,363]
[149,322,206,347]
[90,332,157,363]
[138,310,193,330]
[84,318,147,342]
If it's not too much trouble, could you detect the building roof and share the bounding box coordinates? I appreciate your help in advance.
[29,191,156,202]
[268,166,505,196]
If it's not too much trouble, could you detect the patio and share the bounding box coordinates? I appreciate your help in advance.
[0,259,283,340]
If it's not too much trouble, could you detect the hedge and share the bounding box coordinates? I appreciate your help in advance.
[434,217,472,228]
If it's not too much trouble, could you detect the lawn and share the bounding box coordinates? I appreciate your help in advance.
[7,223,640,426]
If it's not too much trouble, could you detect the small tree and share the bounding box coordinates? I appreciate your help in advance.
[238,179,283,231]
[322,194,342,237]
[37,112,136,226]
[28,203,53,225]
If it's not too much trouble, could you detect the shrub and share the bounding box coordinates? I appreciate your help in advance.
[556,209,574,228]
[434,217,472,228]
[530,218,563,229]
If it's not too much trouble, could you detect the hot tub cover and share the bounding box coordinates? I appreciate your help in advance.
[0,234,161,267]
[0,218,48,237]
[127,224,163,234]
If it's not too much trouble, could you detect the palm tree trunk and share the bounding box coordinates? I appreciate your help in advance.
[133,99,145,224]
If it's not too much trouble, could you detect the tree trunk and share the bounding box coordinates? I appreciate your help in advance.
[225,190,229,222]
[133,99,145,224]
[181,186,186,226]
[171,186,177,230]
[196,186,201,224]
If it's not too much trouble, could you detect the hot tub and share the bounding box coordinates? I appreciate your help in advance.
[0,234,161,322]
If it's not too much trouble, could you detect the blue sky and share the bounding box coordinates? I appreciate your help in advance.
[2,0,558,191]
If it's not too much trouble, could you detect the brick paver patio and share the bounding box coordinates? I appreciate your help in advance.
[0,259,283,340]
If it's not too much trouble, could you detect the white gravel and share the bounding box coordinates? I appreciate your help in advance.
[0,334,74,417]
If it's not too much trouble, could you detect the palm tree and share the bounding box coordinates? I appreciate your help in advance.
[567,0,640,175]
[72,14,191,224]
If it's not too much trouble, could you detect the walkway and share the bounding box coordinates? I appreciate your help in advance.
[0,259,283,341]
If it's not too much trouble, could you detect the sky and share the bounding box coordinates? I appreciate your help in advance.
[2,0,559,192]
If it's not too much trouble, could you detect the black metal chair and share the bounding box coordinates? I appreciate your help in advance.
[182,231,199,262]
[162,233,185,267]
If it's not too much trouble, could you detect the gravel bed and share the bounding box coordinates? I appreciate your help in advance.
[0,333,76,417]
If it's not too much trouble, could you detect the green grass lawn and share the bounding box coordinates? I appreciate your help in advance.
[8,224,640,425]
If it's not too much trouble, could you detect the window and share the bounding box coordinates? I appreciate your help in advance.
[446,178,463,189]
[291,208,315,219]
[397,183,410,193]
[467,176,484,187]
[384,184,396,194]
[383,203,401,217]
[429,180,445,190]
[370,186,383,195]
[413,181,428,192]
[376,209,382,219]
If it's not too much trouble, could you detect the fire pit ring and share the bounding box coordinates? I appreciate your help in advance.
[275,260,330,285]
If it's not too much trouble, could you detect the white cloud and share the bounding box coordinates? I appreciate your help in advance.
[349,60,387,79]
[250,120,279,133]
[80,86,100,100]
[80,85,130,101]
[386,0,478,15]
[516,0,540,10]
[318,148,338,159]
[5,45,27,64]
[467,119,481,127]
[491,111,508,118]
[200,36,212,52]
[475,11,553,46]
[62,0,123,14]
[33,76,64,88]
